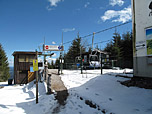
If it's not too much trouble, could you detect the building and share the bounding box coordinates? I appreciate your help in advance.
[13,51,42,84]
[132,0,152,78]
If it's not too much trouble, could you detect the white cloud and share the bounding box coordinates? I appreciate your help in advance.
[62,28,75,32]
[101,6,132,23]
[48,0,63,7]
[52,41,56,44]
[109,0,124,6]
[84,2,90,8]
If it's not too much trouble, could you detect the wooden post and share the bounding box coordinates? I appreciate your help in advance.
[36,50,38,104]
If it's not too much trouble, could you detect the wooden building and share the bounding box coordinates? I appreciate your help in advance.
[13,51,42,84]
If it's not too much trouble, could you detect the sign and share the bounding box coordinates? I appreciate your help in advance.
[136,41,146,50]
[45,45,49,50]
[43,45,64,51]
[30,67,34,72]
[146,27,152,55]
[33,59,38,71]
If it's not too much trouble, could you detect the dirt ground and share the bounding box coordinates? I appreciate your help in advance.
[121,77,152,89]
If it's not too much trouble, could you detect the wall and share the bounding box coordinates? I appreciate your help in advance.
[132,0,152,78]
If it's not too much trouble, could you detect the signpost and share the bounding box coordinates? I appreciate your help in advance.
[33,50,38,104]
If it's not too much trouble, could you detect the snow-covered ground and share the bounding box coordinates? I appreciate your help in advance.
[60,69,152,114]
[0,81,57,114]
[0,69,152,114]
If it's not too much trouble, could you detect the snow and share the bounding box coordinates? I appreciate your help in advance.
[0,81,57,114]
[60,69,152,114]
[0,69,152,114]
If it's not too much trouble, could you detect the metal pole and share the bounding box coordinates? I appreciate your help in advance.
[112,60,114,68]
[58,53,61,75]
[61,32,63,74]
[36,50,38,104]
[92,32,95,49]
[80,46,83,74]
[101,54,102,74]
[44,55,46,80]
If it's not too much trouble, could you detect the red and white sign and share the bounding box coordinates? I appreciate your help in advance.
[43,45,64,51]
[45,45,49,50]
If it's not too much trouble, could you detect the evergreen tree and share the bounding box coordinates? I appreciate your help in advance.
[104,31,133,68]
[104,31,122,67]
[48,62,51,69]
[55,58,59,68]
[64,33,86,64]
[88,47,92,54]
[120,31,133,68]
[0,44,10,82]
[48,60,55,69]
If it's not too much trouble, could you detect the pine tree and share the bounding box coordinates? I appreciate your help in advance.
[64,33,86,64]
[120,31,133,68]
[51,60,55,69]
[113,31,122,65]
[0,44,10,82]
[55,58,59,68]
[104,31,122,67]
[48,60,55,69]
[104,31,133,68]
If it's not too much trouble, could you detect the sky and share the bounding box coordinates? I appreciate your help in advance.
[0,0,132,66]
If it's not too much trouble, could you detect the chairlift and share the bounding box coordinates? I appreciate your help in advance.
[75,56,81,68]
[75,56,81,63]
[89,50,100,67]
[89,50,98,62]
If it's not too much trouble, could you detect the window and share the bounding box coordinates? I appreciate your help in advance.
[19,55,35,62]
[19,55,25,62]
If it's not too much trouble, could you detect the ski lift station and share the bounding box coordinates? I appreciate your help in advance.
[13,51,42,84]
[132,0,152,78]
[75,49,110,69]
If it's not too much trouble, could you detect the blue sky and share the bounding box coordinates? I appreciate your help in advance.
[0,0,132,66]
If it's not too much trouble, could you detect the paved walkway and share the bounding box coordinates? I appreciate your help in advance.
[48,69,68,105]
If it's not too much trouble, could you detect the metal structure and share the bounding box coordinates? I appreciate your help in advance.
[75,50,110,70]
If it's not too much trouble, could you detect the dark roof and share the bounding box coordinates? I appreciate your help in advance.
[13,51,42,56]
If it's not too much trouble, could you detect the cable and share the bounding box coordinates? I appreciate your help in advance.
[63,21,132,45]
[85,39,112,47]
